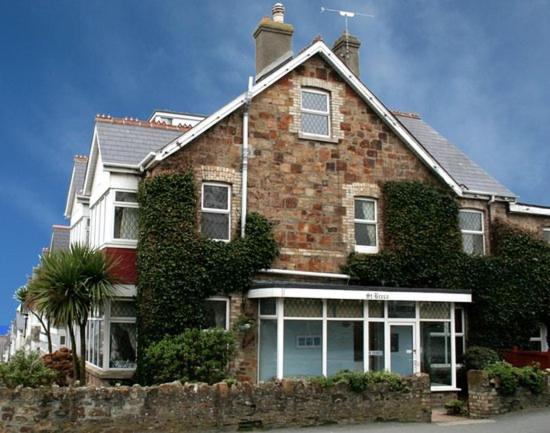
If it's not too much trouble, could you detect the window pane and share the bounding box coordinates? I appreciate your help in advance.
[327,321,363,375]
[462,233,484,255]
[201,212,229,240]
[388,301,416,318]
[419,302,450,320]
[544,229,550,244]
[111,301,136,318]
[302,91,328,112]
[301,112,329,136]
[109,322,137,368]
[455,336,464,364]
[355,223,376,246]
[368,301,384,318]
[259,319,278,381]
[420,322,452,386]
[284,299,322,317]
[354,200,375,220]
[203,300,227,329]
[115,191,138,203]
[260,298,276,316]
[368,322,385,371]
[283,320,322,377]
[203,185,229,210]
[459,211,482,231]
[114,207,139,239]
[327,300,363,318]
[455,308,463,333]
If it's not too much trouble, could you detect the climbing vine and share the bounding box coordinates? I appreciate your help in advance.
[343,181,550,350]
[136,172,278,381]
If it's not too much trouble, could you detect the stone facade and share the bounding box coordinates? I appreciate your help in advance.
[0,375,431,433]
[468,370,550,418]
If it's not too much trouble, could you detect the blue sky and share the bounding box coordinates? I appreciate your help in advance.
[1,0,549,327]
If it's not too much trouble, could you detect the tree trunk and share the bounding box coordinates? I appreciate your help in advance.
[33,311,53,354]
[79,320,87,385]
[68,324,80,383]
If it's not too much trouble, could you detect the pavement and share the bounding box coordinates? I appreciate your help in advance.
[271,408,550,433]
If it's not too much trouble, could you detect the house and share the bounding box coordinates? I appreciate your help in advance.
[58,4,550,390]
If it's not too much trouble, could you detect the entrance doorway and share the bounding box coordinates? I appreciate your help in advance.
[389,324,415,376]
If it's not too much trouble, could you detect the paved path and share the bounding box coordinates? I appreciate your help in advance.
[272,408,550,433]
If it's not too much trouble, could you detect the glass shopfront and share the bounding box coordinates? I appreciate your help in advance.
[257,297,465,390]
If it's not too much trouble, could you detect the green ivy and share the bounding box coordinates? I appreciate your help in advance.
[136,172,278,382]
[343,181,550,351]
[484,362,546,396]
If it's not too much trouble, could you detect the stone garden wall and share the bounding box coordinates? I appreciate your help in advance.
[468,370,550,418]
[0,374,431,433]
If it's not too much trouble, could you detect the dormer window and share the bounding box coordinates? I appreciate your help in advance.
[201,183,231,241]
[301,88,330,137]
[459,210,485,255]
[354,198,378,253]
[113,191,139,240]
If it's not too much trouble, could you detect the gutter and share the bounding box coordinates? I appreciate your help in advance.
[241,76,254,238]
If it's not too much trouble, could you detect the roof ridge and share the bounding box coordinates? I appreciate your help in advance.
[391,110,421,119]
[95,114,193,132]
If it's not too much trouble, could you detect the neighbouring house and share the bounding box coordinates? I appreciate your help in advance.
[50,3,550,391]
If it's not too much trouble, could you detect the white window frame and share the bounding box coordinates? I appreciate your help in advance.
[257,299,461,391]
[543,227,550,244]
[201,182,231,242]
[300,88,331,138]
[529,324,548,352]
[204,296,230,330]
[107,299,137,370]
[459,209,485,255]
[354,197,379,254]
[112,190,139,242]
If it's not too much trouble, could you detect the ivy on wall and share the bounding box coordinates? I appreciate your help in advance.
[136,172,278,381]
[344,181,550,350]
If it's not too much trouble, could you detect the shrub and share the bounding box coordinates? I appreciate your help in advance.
[310,370,404,393]
[141,328,235,385]
[0,350,57,388]
[463,346,500,370]
[444,399,466,415]
[484,362,546,396]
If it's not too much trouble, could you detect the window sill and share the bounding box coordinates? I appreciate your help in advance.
[430,386,461,392]
[85,362,136,378]
[298,132,339,144]
[354,246,379,254]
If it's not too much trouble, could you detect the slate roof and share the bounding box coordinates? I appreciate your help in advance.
[395,113,515,198]
[73,156,88,195]
[95,117,190,166]
[50,226,70,252]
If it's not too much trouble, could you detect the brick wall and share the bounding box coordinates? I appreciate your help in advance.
[0,375,431,433]
[468,370,550,418]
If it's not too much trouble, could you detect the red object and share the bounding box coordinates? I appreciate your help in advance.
[503,347,550,369]
[104,247,137,284]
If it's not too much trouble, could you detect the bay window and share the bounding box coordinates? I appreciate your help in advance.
[201,183,231,241]
[113,191,139,240]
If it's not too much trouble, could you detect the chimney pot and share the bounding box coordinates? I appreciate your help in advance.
[272,3,285,23]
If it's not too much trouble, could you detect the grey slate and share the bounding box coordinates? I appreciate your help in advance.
[396,114,515,198]
[73,158,87,195]
[50,226,70,252]
[96,122,182,166]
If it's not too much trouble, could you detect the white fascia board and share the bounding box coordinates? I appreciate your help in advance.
[82,128,99,197]
[63,166,78,219]
[144,41,464,197]
[248,287,472,303]
[509,202,550,216]
[103,162,141,174]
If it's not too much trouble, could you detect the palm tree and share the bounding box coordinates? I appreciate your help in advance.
[27,244,118,384]
[14,285,53,354]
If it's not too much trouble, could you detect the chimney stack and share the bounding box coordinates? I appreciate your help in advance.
[332,32,361,77]
[253,3,294,79]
